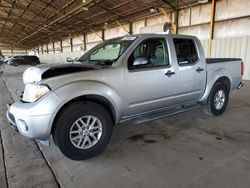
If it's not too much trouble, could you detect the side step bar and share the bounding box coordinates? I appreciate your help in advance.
[132,104,200,124]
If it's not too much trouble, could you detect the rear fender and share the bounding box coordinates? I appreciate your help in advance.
[199,68,232,103]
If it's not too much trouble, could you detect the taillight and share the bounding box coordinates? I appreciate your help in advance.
[241,61,244,76]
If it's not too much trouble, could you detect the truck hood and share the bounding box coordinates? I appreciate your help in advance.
[23,63,98,85]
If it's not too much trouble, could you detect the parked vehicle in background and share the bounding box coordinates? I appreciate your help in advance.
[8,55,40,66]
[6,34,244,160]
[5,56,20,64]
[0,56,4,71]
[0,56,4,64]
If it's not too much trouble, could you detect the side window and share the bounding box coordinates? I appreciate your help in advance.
[128,38,169,70]
[173,38,198,65]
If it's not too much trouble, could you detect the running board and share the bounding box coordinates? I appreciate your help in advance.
[132,104,200,124]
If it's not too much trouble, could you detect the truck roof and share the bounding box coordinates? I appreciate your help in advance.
[112,33,197,40]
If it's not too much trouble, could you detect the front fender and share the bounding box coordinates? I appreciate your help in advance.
[51,81,123,124]
[199,68,233,103]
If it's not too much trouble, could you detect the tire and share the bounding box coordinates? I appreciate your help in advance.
[202,82,229,116]
[53,101,113,160]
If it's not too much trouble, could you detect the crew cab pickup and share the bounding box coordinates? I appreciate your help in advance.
[6,34,244,160]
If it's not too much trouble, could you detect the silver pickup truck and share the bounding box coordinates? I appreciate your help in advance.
[6,34,244,160]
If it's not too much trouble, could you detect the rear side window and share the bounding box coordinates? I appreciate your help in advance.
[173,38,198,65]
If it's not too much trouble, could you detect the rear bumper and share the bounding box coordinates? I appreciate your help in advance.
[237,81,244,89]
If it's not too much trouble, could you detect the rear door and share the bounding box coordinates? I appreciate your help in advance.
[123,37,177,116]
[173,37,206,104]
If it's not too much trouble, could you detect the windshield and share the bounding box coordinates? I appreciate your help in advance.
[78,36,137,65]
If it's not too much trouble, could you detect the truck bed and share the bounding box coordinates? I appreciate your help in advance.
[206,58,242,90]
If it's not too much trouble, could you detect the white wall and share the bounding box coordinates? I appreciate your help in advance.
[1,48,27,57]
[105,24,129,39]
[201,36,250,80]
[178,0,250,39]
[39,51,85,64]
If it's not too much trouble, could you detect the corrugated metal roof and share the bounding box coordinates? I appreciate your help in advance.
[0,0,199,48]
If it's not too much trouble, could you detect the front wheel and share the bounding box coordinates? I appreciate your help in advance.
[202,82,229,116]
[53,101,113,160]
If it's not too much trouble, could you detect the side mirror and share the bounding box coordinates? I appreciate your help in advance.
[66,57,74,62]
[133,57,149,66]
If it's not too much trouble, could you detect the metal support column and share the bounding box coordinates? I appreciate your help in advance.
[83,34,87,51]
[129,22,133,35]
[52,42,55,53]
[60,40,63,53]
[101,29,105,41]
[70,37,73,52]
[208,0,216,57]
[145,18,148,27]
[175,0,179,34]
[174,10,179,34]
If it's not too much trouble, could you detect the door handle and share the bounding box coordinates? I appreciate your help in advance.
[165,70,175,77]
[196,67,204,73]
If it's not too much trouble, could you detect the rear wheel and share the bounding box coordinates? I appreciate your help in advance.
[53,101,113,160]
[202,82,229,116]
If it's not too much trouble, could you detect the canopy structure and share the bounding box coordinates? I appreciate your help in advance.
[0,0,200,49]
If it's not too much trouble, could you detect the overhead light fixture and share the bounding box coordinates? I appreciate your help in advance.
[150,7,155,13]
[82,0,86,3]
[103,22,108,29]
[149,7,160,13]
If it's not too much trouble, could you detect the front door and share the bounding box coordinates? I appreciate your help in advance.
[123,37,177,117]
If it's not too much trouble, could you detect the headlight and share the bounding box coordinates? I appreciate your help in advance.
[22,84,50,102]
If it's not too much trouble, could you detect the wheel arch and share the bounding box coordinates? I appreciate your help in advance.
[199,75,232,104]
[51,94,117,137]
[216,76,231,90]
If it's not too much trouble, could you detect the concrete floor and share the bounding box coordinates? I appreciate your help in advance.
[0,65,250,188]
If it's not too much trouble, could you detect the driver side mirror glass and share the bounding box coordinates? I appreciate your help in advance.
[133,57,149,66]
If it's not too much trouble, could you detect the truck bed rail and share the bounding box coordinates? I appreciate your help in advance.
[206,58,242,64]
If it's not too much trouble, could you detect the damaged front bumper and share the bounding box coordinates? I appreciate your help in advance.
[5,91,60,144]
